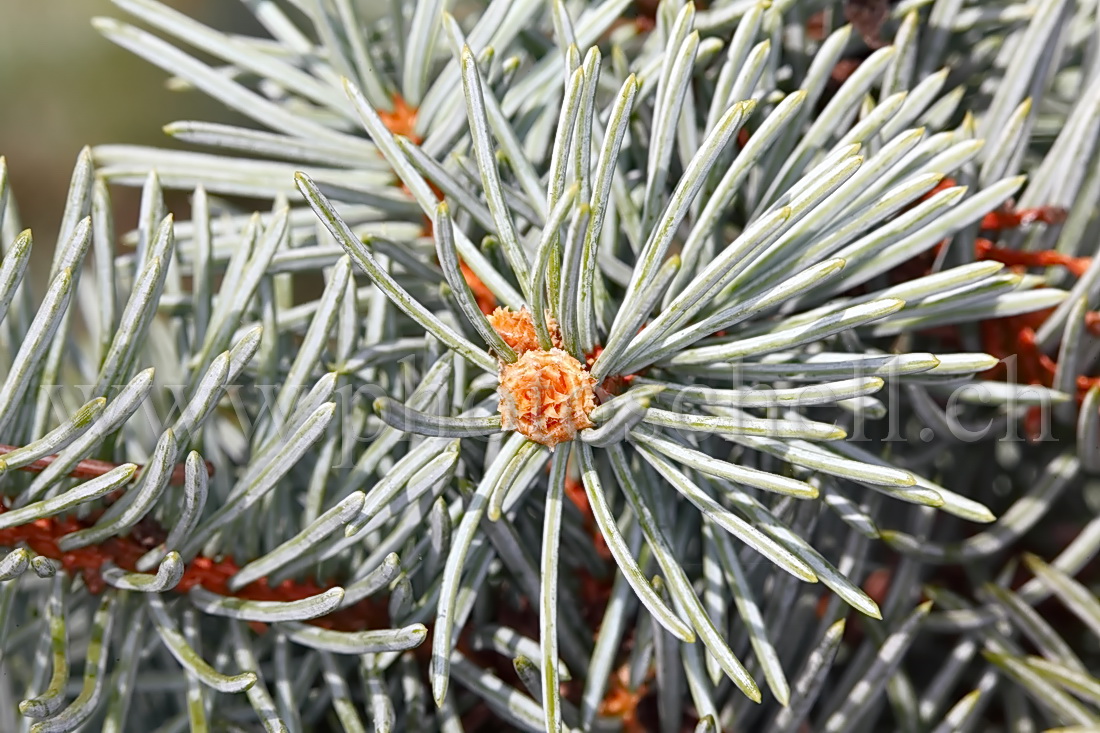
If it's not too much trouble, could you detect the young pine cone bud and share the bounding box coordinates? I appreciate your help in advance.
[487,305,563,355]
[498,348,597,449]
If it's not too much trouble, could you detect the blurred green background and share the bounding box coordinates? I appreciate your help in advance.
[0,1,256,250]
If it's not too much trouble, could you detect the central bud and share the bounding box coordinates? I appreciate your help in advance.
[490,307,595,449]
[498,349,596,449]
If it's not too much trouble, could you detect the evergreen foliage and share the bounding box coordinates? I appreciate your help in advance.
[1,1,1099,731]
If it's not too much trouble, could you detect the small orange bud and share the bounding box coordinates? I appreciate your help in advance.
[487,306,563,355]
[498,348,596,449]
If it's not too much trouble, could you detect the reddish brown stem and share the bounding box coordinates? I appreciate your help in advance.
[0,444,212,486]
